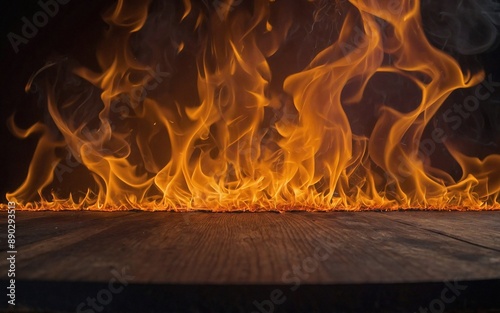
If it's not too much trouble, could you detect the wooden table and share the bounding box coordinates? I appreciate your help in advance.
[1,211,499,312]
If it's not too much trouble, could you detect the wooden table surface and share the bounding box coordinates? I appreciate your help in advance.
[1,211,499,312]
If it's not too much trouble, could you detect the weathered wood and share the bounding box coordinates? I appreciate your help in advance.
[1,211,499,312]
[1,212,500,283]
[380,211,500,251]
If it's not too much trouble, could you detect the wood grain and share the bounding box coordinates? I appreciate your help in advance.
[1,211,499,284]
[1,211,500,313]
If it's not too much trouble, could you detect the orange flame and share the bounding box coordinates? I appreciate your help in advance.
[6,0,500,211]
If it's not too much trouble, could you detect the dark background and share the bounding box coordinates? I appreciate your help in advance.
[0,0,116,199]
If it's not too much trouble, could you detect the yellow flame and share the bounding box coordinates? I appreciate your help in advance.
[5,0,500,211]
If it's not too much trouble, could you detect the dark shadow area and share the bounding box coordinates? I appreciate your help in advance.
[1,279,499,313]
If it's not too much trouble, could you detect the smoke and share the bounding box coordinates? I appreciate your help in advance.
[421,0,500,55]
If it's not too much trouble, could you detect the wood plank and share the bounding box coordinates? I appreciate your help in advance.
[1,212,499,284]
[0,212,133,252]
[307,212,500,282]
[1,211,500,313]
[378,211,500,251]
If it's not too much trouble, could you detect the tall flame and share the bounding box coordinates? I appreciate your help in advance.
[6,0,500,210]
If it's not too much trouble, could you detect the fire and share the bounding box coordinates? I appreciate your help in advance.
[5,0,500,211]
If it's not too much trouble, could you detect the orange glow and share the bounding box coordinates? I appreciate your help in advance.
[5,0,500,211]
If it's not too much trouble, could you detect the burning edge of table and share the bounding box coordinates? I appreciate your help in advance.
[1,211,499,312]
[4,203,500,212]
